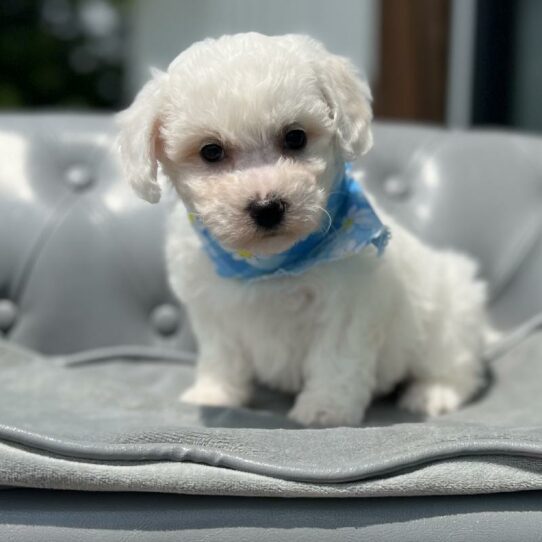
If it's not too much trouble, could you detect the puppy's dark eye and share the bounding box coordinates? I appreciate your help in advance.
[200,143,225,163]
[283,129,307,151]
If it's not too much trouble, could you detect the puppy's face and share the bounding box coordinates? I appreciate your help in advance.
[160,51,339,256]
[118,33,373,256]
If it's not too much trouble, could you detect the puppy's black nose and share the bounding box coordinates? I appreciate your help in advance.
[248,197,286,229]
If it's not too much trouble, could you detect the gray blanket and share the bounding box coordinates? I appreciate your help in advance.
[1,334,542,497]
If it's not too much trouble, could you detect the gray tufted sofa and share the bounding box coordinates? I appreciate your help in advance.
[1,114,542,541]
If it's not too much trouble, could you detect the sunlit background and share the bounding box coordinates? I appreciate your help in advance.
[2,0,541,132]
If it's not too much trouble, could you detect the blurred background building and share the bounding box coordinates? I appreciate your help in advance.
[1,0,541,132]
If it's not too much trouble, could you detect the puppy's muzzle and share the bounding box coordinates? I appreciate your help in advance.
[247,196,287,230]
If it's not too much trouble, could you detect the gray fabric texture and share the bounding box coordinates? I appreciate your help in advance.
[0,332,542,497]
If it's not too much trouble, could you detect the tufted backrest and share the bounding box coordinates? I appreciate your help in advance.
[0,115,195,354]
[362,123,542,329]
[0,115,541,354]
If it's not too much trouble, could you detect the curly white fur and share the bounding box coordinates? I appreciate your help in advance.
[118,33,489,426]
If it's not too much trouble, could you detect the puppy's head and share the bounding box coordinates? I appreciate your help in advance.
[118,33,373,256]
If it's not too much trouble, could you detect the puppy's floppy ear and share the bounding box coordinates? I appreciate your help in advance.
[317,54,373,160]
[116,69,167,203]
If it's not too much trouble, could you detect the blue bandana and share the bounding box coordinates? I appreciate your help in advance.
[189,164,390,281]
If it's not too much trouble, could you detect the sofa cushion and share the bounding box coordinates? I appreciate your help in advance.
[0,332,542,496]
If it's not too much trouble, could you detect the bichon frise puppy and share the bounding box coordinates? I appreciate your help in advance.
[118,33,489,426]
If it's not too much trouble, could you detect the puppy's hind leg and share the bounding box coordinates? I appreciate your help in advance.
[399,320,487,418]
[399,259,488,417]
[399,364,484,417]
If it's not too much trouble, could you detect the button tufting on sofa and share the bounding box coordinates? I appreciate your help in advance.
[151,303,181,336]
[0,299,17,332]
[382,175,410,199]
[65,164,94,191]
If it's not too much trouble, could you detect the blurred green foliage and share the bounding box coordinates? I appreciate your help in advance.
[0,0,130,109]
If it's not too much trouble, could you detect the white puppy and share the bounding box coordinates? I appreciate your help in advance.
[118,33,489,427]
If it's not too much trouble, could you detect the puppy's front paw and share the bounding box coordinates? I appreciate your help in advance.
[181,380,247,408]
[399,382,463,417]
[288,391,363,427]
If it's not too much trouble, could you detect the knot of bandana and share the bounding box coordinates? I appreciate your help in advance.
[188,164,390,281]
